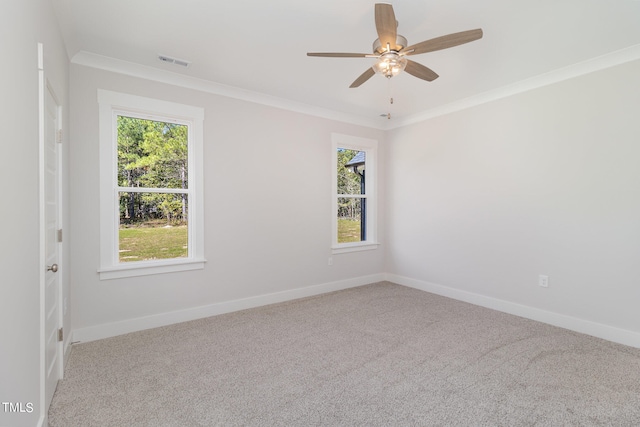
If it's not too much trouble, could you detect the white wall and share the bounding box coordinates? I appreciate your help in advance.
[0,1,69,426]
[385,59,640,345]
[69,65,386,341]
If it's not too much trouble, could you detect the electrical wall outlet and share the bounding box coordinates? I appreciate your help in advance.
[538,275,549,288]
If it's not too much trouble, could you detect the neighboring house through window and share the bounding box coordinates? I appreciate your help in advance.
[98,90,205,279]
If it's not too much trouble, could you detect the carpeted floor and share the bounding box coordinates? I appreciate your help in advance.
[49,282,640,426]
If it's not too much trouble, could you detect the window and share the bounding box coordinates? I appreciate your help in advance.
[98,90,205,279]
[332,133,379,254]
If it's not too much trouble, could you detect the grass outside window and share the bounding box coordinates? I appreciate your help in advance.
[338,219,361,243]
[119,222,187,262]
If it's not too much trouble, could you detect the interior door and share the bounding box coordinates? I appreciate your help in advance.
[43,76,62,409]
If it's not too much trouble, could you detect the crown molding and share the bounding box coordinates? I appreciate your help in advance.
[390,44,640,129]
[72,45,640,132]
[71,51,385,130]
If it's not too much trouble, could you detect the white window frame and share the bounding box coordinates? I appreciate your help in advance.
[97,90,205,280]
[332,133,379,254]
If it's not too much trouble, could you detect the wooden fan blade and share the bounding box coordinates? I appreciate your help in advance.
[375,3,397,52]
[307,52,370,58]
[404,60,439,82]
[350,68,376,88]
[402,29,483,56]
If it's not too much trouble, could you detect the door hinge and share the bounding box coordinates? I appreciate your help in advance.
[57,229,63,243]
[56,129,63,144]
[58,328,64,342]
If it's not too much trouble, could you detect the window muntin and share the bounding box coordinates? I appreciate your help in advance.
[98,90,205,279]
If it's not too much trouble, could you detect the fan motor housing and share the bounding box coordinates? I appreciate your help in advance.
[373,35,407,54]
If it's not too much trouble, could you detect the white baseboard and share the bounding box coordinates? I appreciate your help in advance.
[73,274,385,343]
[386,273,640,349]
[71,272,640,348]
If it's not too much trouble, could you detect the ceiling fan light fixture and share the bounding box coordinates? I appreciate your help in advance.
[372,52,407,78]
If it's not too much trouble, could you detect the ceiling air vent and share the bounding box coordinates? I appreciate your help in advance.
[158,54,191,68]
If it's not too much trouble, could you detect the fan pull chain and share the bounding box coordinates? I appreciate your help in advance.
[387,76,393,119]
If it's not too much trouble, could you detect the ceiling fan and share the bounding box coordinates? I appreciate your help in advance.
[307,3,483,88]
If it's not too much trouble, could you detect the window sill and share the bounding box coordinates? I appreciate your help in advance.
[331,242,380,254]
[98,258,206,280]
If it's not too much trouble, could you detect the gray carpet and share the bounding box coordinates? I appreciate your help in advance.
[49,282,640,426]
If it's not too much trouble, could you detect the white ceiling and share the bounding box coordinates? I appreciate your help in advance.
[52,0,640,126]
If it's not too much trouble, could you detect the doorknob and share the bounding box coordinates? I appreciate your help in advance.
[47,264,58,273]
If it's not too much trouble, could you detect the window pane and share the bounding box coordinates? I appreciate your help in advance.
[337,197,364,243]
[117,115,188,189]
[337,148,365,195]
[119,192,188,262]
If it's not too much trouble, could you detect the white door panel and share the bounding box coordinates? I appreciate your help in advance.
[43,75,62,411]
